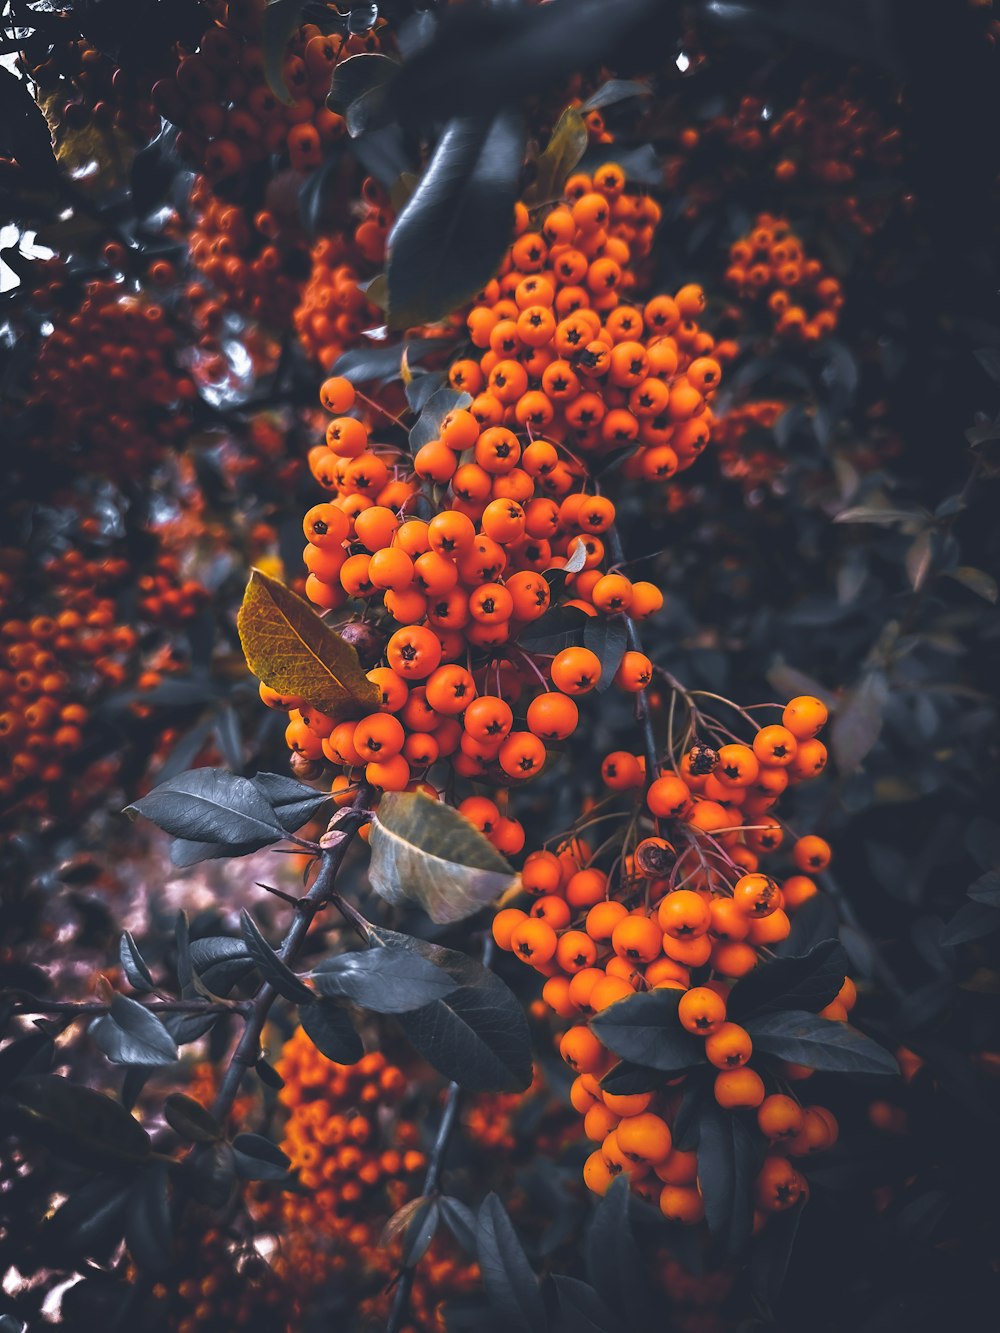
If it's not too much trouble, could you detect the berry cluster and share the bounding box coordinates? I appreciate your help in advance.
[493,696,850,1230]
[24,35,160,145]
[187,175,311,327]
[22,275,196,479]
[263,1033,479,1331]
[725,214,843,342]
[152,1,381,178]
[148,1227,289,1333]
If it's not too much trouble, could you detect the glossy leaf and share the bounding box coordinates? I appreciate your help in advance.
[409,387,473,450]
[119,932,154,993]
[126,767,285,852]
[91,994,179,1067]
[311,944,459,1012]
[189,936,255,995]
[240,910,314,1003]
[583,616,628,691]
[300,999,364,1064]
[697,1104,759,1256]
[374,927,531,1092]
[233,1133,291,1182]
[252,771,331,831]
[163,1094,221,1144]
[385,110,526,330]
[368,790,518,924]
[745,1010,899,1074]
[590,989,704,1073]
[727,940,849,1020]
[238,569,379,718]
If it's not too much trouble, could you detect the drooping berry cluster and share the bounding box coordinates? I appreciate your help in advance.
[725,214,843,342]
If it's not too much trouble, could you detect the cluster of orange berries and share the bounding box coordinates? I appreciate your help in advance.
[23,276,196,480]
[187,175,311,327]
[458,165,728,482]
[25,35,160,144]
[265,1032,479,1331]
[153,1,383,178]
[148,1227,288,1333]
[293,178,398,367]
[492,696,851,1227]
[137,552,210,626]
[711,399,787,495]
[725,214,843,342]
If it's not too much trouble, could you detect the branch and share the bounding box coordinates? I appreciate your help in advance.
[2,993,247,1018]
[606,524,660,783]
[385,936,496,1333]
[210,792,373,1123]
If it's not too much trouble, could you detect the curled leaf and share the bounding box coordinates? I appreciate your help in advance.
[368,791,518,924]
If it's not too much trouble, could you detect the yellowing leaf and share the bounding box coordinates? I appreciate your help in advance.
[237,569,378,717]
[369,791,519,924]
[525,105,589,204]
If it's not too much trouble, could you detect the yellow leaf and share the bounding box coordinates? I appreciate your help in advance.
[525,106,589,204]
[369,791,520,925]
[237,569,379,717]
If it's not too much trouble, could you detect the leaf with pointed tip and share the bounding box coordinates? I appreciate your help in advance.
[585,1176,651,1329]
[125,1161,173,1273]
[386,111,526,330]
[830,671,887,775]
[10,1075,151,1165]
[745,1011,899,1075]
[552,1275,619,1333]
[727,940,848,1020]
[583,617,628,692]
[330,336,445,385]
[119,932,154,993]
[252,771,331,831]
[750,1199,803,1314]
[311,945,458,1011]
[476,1193,547,1333]
[409,387,473,450]
[945,566,998,603]
[91,995,178,1067]
[233,1133,290,1182]
[240,910,314,1003]
[163,1094,222,1144]
[440,1195,478,1253]
[373,927,531,1092]
[582,79,652,111]
[525,105,588,204]
[126,767,285,851]
[190,937,255,995]
[590,990,704,1073]
[300,999,364,1064]
[238,570,379,718]
[697,1104,759,1257]
[43,1177,130,1264]
[369,790,518,924]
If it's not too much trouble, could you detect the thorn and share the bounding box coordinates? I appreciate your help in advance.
[256,882,301,907]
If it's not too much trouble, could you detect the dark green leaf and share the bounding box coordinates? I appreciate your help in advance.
[599,1062,662,1095]
[672,1075,710,1152]
[969,870,1000,907]
[409,387,473,451]
[476,1192,547,1333]
[944,566,998,603]
[374,927,531,1092]
[121,1067,151,1111]
[161,1010,219,1046]
[330,336,446,385]
[9,1075,151,1165]
[552,1275,619,1333]
[402,1197,441,1266]
[745,1011,899,1075]
[585,1176,651,1329]
[727,940,848,1020]
[590,990,704,1073]
[233,1133,291,1182]
[252,771,331,831]
[582,79,652,111]
[240,910,315,1003]
[256,1056,284,1090]
[163,1094,221,1144]
[578,142,661,185]
[125,768,284,853]
[311,944,459,1011]
[583,617,628,692]
[119,932,154,993]
[328,51,399,120]
[125,1162,172,1273]
[0,68,59,186]
[831,670,888,775]
[775,895,840,957]
[941,900,1000,945]
[176,911,196,998]
[750,1200,803,1315]
[440,1195,478,1253]
[697,1103,759,1257]
[190,936,255,995]
[386,111,526,330]
[44,1177,130,1264]
[300,999,364,1064]
[91,995,178,1067]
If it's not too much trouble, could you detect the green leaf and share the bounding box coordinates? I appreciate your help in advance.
[727,940,848,1021]
[240,910,315,1004]
[9,1075,151,1166]
[238,570,379,718]
[311,945,459,1011]
[374,927,531,1092]
[125,1162,173,1273]
[476,1193,547,1333]
[125,767,285,853]
[386,110,526,330]
[43,1177,130,1264]
[525,105,588,204]
[585,1175,652,1329]
[583,616,628,692]
[750,1200,804,1315]
[369,790,518,924]
[232,1133,291,1183]
[830,670,887,775]
[944,566,998,604]
[300,1000,364,1064]
[697,1104,759,1257]
[590,990,704,1073]
[582,79,652,111]
[552,1275,618,1333]
[969,870,1000,907]
[745,1010,899,1075]
[941,900,1000,946]
[328,51,399,129]
[439,1195,478,1253]
[189,936,255,995]
[91,995,179,1067]
[599,1062,662,1095]
[252,772,331,831]
[330,336,446,385]
[409,387,473,451]
[833,506,925,525]
[163,1094,222,1144]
